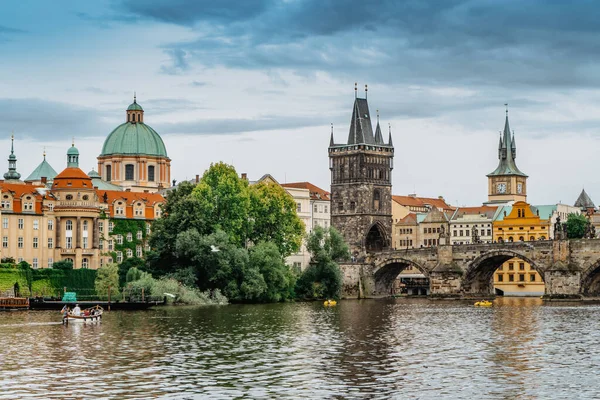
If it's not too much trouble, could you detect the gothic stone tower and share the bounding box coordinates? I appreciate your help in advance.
[486,108,528,204]
[329,86,394,255]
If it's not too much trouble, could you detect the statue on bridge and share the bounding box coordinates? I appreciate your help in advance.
[584,217,596,239]
[555,215,567,240]
[471,225,480,244]
[438,225,450,245]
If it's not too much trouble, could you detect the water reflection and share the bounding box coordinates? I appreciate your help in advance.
[1,299,600,398]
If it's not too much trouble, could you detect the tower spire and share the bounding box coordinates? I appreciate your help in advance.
[388,123,393,146]
[4,133,21,181]
[134,91,137,103]
[365,84,368,99]
[354,82,357,98]
[330,123,335,146]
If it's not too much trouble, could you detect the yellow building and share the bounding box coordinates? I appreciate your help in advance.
[492,202,548,295]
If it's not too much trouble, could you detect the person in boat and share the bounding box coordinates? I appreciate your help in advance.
[72,304,81,316]
[61,305,70,324]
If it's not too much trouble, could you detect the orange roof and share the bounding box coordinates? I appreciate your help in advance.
[281,182,330,201]
[0,181,46,214]
[97,190,165,205]
[52,167,93,189]
[392,195,454,210]
[397,213,418,225]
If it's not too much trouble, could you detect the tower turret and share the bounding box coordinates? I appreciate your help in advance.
[4,135,21,181]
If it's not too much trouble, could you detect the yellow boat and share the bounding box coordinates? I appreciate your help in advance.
[474,300,493,307]
[323,299,337,307]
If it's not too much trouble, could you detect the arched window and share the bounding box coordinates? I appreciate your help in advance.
[65,220,73,231]
[148,165,155,182]
[519,236,525,241]
[125,164,135,181]
[82,258,89,269]
[540,236,546,240]
[530,236,535,241]
[106,165,112,182]
[497,237,504,243]
[373,190,381,211]
[508,237,514,242]
[83,220,88,231]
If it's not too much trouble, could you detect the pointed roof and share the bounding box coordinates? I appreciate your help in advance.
[25,153,58,183]
[374,110,384,144]
[4,135,21,181]
[346,98,375,145]
[487,113,527,177]
[574,189,595,210]
[388,124,393,146]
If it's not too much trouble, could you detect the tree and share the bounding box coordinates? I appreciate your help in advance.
[248,181,305,257]
[192,162,250,246]
[95,263,120,299]
[296,226,349,300]
[566,213,587,239]
[249,241,296,302]
[118,257,145,287]
[52,260,73,270]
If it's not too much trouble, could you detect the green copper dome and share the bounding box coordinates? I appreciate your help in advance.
[127,101,144,111]
[67,145,79,156]
[101,122,168,157]
[25,156,57,182]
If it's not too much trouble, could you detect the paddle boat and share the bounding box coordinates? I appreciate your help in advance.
[323,299,337,307]
[62,305,103,323]
[474,300,493,307]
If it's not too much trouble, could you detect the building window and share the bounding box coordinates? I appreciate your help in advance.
[508,263,514,270]
[18,237,23,248]
[66,237,72,249]
[137,230,142,240]
[497,274,503,282]
[48,258,53,268]
[99,240,104,250]
[33,220,39,230]
[83,220,88,231]
[148,165,155,182]
[32,258,38,269]
[519,262,525,270]
[126,232,133,242]
[82,258,89,269]
[125,164,134,181]
[2,218,7,229]
[126,249,133,258]
[519,274,525,282]
[373,190,381,211]
[2,237,7,248]
[117,235,123,245]
[116,206,124,216]
[18,218,24,229]
[136,245,142,257]
[146,224,151,235]
[509,274,514,282]
[48,203,54,211]
[530,274,536,282]
[145,243,150,252]
[324,205,328,213]
[23,202,33,211]
[33,237,38,248]
[48,219,54,230]
[108,240,114,251]
[314,204,318,213]
[48,238,53,249]
[106,165,112,182]
[66,220,73,231]
[108,221,114,232]
[99,221,104,232]
[83,237,88,249]
[296,202,301,212]
[1,200,10,209]
[116,251,123,263]
[487,229,491,236]
[135,204,144,216]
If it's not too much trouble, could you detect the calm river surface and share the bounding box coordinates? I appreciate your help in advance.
[1,298,600,399]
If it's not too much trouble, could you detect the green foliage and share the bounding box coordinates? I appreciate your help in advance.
[128,273,228,305]
[30,269,97,297]
[0,269,30,296]
[1,257,15,264]
[248,242,296,302]
[53,260,74,270]
[126,267,143,283]
[118,257,145,287]
[567,213,587,239]
[296,227,348,300]
[94,263,120,299]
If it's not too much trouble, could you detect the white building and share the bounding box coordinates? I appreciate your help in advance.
[449,206,498,245]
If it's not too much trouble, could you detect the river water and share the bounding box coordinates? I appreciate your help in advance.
[0,298,599,399]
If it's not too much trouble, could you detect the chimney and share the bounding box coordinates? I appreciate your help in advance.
[126,188,131,192]
[195,174,200,183]
[41,177,47,184]
[241,173,247,181]
[438,196,444,200]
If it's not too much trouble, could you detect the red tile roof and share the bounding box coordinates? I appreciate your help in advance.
[96,190,165,219]
[281,182,330,201]
[52,167,93,189]
[392,195,454,211]
[0,182,46,214]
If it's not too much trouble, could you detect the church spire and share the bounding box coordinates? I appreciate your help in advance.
[388,123,393,147]
[487,106,527,178]
[374,109,384,144]
[330,123,335,146]
[67,141,80,168]
[4,134,21,181]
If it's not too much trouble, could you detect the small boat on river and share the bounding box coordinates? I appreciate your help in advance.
[474,300,493,307]
[62,305,103,323]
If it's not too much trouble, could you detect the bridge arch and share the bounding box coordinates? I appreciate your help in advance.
[365,221,390,252]
[373,257,429,296]
[462,249,543,296]
[581,259,600,296]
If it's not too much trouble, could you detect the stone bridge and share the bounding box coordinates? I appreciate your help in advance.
[339,239,600,299]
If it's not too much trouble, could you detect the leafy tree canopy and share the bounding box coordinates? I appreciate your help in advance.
[53,260,73,270]
[95,263,120,299]
[566,213,587,239]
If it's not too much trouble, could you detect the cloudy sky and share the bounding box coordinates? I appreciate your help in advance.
[1,0,600,207]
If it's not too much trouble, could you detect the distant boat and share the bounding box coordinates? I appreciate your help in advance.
[62,305,103,323]
[0,297,29,311]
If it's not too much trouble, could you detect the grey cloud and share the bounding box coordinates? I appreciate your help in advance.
[160,48,190,75]
[190,81,208,87]
[0,98,113,140]
[120,0,600,89]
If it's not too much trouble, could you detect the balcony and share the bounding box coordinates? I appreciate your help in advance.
[60,248,76,254]
[55,200,98,209]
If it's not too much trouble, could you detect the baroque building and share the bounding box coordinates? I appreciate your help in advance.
[97,96,171,192]
[329,87,394,255]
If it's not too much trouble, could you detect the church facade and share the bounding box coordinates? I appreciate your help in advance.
[0,97,167,270]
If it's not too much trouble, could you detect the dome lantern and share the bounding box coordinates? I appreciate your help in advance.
[67,139,80,168]
[126,93,144,124]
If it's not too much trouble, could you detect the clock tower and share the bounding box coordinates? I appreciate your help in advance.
[486,108,527,204]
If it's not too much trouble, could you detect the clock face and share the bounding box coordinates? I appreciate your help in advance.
[517,183,523,194]
[497,183,507,194]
